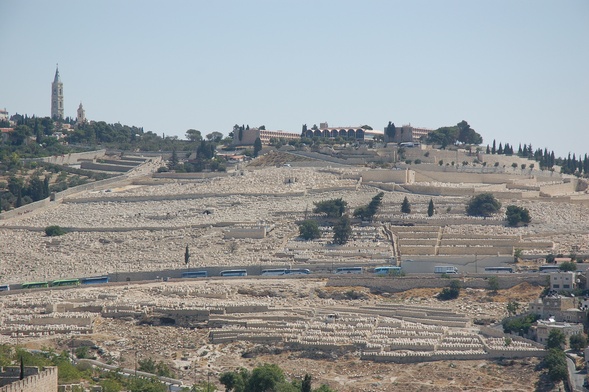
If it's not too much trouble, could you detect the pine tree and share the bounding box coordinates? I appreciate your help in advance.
[427,199,434,217]
[401,197,411,214]
[333,215,352,245]
[168,148,179,170]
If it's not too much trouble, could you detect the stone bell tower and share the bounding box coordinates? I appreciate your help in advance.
[51,64,64,119]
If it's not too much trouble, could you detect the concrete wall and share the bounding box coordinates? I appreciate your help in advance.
[23,150,107,165]
[0,367,57,392]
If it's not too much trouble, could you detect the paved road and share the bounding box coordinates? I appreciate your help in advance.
[567,355,587,392]
[399,255,514,274]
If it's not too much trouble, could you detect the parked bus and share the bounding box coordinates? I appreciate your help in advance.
[484,267,514,274]
[21,281,49,289]
[539,265,562,273]
[261,269,288,276]
[434,266,458,274]
[81,276,110,285]
[335,267,363,274]
[219,269,248,277]
[181,271,208,279]
[285,268,311,275]
[374,266,403,275]
[51,279,81,287]
[0,284,10,292]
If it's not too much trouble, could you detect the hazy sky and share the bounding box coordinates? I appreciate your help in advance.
[1,1,587,157]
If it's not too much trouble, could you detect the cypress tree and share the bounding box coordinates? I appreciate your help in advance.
[401,197,411,214]
[184,245,190,265]
[427,199,435,217]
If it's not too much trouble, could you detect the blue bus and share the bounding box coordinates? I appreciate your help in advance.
[0,284,10,292]
[81,276,110,285]
[261,269,287,276]
[285,268,311,275]
[181,271,208,278]
[484,267,513,274]
[374,266,402,275]
[220,269,248,277]
[335,267,363,274]
[539,265,562,273]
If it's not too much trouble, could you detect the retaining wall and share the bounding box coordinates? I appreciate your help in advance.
[327,275,547,293]
[23,150,107,165]
[360,169,414,184]
[152,172,231,180]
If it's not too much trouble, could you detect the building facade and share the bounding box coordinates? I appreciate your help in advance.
[51,65,64,119]
[303,122,384,141]
[233,127,300,146]
[528,295,585,323]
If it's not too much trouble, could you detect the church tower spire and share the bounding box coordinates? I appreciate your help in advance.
[51,64,64,119]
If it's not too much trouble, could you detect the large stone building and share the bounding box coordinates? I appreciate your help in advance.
[388,124,433,144]
[233,127,300,146]
[303,122,384,141]
[532,319,584,348]
[528,295,585,323]
[51,65,64,119]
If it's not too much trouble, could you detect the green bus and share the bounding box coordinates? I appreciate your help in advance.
[21,281,49,289]
[50,279,80,287]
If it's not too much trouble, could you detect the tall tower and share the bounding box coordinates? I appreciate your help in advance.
[76,102,86,126]
[51,64,64,119]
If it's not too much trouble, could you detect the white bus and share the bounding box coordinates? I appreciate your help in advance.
[434,266,458,274]
[335,267,363,274]
[220,269,248,277]
[261,268,288,276]
[285,268,311,275]
[374,266,402,275]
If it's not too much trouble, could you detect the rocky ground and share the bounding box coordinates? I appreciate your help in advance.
[7,278,549,392]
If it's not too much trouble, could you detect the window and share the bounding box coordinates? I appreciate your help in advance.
[553,284,560,289]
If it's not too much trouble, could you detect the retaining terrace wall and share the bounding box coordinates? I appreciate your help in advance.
[327,275,547,293]
[539,180,578,197]
[23,150,107,165]
[152,172,231,180]
[360,169,413,184]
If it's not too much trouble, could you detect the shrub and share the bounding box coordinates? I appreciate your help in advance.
[438,280,461,300]
[45,225,67,236]
[298,220,321,240]
[466,193,501,217]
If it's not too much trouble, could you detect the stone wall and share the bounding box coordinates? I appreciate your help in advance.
[80,162,133,172]
[224,227,267,239]
[23,150,107,165]
[153,172,231,180]
[0,367,57,392]
[327,275,547,293]
[360,169,414,184]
